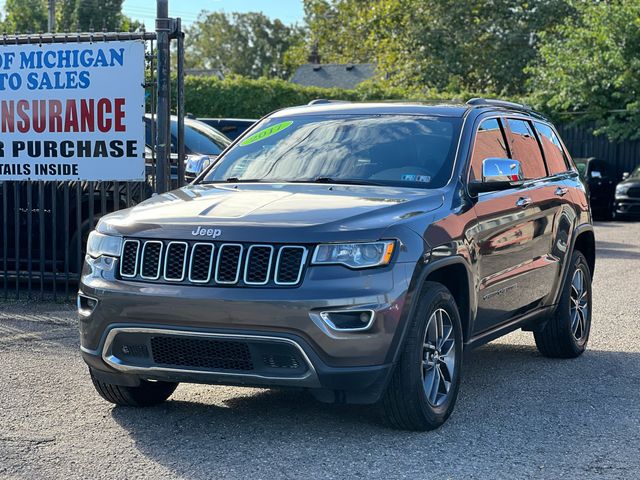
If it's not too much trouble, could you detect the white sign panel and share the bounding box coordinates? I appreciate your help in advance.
[0,40,145,181]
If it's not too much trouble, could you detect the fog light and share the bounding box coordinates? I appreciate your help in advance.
[77,294,98,317]
[319,310,375,332]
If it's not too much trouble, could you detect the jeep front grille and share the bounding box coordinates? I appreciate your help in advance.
[118,239,308,287]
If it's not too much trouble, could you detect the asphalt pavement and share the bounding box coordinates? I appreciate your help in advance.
[1,221,639,479]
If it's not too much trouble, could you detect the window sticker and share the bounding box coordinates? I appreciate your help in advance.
[240,121,293,146]
[401,174,431,182]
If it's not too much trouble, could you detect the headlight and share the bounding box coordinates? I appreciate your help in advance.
[86,231,122,258]
[616,184,630,195]
[185,155,212,174]
[312,241,395,269]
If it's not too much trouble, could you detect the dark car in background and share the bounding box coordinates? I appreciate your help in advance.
[197,118,257,140]
[613,165,640,219]
[574,157,616,220]
[144,115,231,182]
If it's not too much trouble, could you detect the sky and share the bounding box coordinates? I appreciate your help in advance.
[123,0,305,27]
[0,1,305,28]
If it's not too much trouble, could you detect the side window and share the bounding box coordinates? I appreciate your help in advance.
[504,119,547,180]
[534,122,569,174]
[469,118,509,181]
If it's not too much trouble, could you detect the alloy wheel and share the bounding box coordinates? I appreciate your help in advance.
[422,308,456,407]
[570,269,589,341]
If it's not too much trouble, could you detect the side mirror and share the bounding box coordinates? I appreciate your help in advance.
[469,158,524,194]
[622,172,630,180]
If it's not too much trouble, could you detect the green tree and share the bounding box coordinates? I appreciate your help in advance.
[528,2,640,140]
[1,0,134,33]
[297,0,573,95]
[185,11,304,78]
[1,0,48,33]
[75,0,124,31]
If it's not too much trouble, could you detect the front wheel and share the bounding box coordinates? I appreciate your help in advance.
[534,251,592,358]
[383,282,463,431]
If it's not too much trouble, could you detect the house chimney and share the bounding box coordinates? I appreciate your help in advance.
[308,42,321,65]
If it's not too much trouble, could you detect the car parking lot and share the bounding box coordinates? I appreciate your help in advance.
[1,221,639,479]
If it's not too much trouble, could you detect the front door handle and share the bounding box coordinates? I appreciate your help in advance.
[555,186,569,196]
[516,196,533,208]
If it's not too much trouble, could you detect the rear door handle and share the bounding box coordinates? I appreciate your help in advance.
[555,187,569,197]
[516,196,533,208]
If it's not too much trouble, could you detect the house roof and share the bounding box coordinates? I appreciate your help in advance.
[290,63,376,89]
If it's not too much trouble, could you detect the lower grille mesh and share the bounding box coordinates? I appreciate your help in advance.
[150,336,254,371]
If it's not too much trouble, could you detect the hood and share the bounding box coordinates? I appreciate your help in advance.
[98,183,443,243]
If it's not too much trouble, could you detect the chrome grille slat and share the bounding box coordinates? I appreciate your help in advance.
[140,241,163,280]
[215,243,244,284]
[164,241,188,282]
[120,239,307,287]
[188,243,215,283]
[275,246,308,285]
[244,245,274,285]
[119,240,140,278]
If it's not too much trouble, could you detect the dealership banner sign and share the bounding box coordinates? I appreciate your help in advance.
[0,40,145,181]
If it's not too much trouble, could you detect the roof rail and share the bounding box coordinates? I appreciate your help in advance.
[466,97,548,120]
[307,99,350,106]
[467,97,532,111]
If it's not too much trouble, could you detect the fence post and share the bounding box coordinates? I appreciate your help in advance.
[155,0,171,194]
[176,18,186,188]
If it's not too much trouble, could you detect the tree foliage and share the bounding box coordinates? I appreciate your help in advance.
[528,1,640,140]
[185,12,304,79]
[1,0,48,33]
[0,0,136,33]
[296,0,574,95]
[179,75,467,118]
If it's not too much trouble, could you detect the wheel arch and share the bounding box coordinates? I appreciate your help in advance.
[573,226,595,278]
[387,255,475,366]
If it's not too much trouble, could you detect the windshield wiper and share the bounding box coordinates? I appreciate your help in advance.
[291,177,385,186]
[200,177,265,184]
[201,177,385,186]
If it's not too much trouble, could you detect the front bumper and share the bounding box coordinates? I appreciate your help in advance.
[614,196,640,217]
[79,260,415,403]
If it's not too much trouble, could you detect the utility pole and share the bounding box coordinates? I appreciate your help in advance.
[156,0,171,193]
[48,0,56,33]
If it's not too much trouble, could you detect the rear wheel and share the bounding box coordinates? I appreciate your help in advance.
[382,282,463,430]
[90,369,178,406]
[534,251,592,358]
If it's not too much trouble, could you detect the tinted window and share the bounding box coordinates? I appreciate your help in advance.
[144,117,231,155]
[202,115,462,189]
[175,120,230,155]
[588,160,609,178]
[534,122,569,174]
[469,118,509,181]
[505,119,546,180]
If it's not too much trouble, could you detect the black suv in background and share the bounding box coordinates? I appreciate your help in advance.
[80,99,595,430]
[614,165,640,219]
[574,157,616,220]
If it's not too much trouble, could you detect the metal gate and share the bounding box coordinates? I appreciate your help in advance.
[1,13,185,300]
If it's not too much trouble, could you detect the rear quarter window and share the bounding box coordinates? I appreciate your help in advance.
[534,122,570,175]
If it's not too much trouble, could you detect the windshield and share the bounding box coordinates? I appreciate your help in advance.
[201,114,462,188]
[631,166,640,178]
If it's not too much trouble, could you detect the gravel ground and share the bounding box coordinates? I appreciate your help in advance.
[1,221,639,479]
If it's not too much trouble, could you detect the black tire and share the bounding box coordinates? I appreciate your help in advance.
[382,282,464,431]
[534,251,592,358]
[90,369,178,406]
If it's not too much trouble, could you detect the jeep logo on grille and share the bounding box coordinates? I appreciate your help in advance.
[191,226,222,239]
